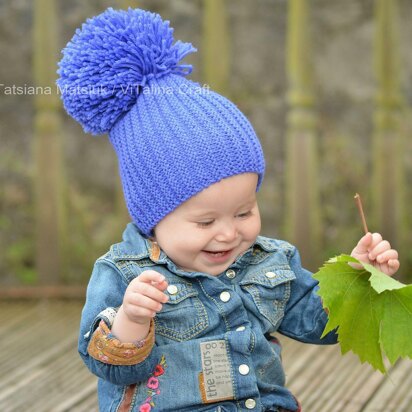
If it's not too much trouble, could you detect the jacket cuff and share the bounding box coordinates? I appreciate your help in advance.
[88,319,155,366]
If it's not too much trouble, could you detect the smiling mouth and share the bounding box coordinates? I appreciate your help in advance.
[204,250,232,257]
[202,248,237,259]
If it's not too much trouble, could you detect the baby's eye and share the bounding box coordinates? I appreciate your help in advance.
[237,211,252,219]
[197,220,214,228]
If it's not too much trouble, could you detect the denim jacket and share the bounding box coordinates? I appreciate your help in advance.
[79,223,337,412]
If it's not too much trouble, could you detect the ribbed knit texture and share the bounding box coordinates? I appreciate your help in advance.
[110,75,265,235]
[57,8,265,236]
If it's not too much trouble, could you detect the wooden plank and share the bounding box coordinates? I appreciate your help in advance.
[281,338,327,383]
[363,358,412,411]
[280,337,390,412]
[0,302,94,412]
[0,303,34,336]
[326,363,384,412]
[0,286,86,299]
[1,354,77,410]
[306,357,383,412]
[52,381,98,412]
[0,303,80,385]
[0,333,77,402]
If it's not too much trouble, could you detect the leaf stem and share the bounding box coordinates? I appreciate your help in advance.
[354,193,369,234]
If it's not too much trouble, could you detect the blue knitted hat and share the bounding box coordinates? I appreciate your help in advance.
[57,8,265,236]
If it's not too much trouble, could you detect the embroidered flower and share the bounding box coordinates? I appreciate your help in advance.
[139,355,167,410]
[153,364,165,377]
[147,377,159,389]
[139,403,152,412]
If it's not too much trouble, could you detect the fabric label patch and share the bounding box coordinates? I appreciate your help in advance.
[98,307,118,326]
[199,340,234,403]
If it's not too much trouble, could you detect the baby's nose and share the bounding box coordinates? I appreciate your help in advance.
[216,221,238,242]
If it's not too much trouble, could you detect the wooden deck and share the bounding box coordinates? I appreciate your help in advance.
[0,300,411,411]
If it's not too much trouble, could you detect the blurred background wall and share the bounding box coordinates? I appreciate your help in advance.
[1,0,412,291]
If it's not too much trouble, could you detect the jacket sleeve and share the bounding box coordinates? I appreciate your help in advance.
[78,258,164,385]
[278,246,338,345]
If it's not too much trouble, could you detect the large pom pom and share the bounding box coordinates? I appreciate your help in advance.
[57,8,196,135]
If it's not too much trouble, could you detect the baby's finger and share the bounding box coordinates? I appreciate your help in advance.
[139,283,169,303]
[138,270,166,284]
[129,277,169,303]
[369,239,391,260]
[126,305,157,320]
[368,233,382,259]
[149,279,169,299]
[153,279,169,292]
[353,232,373,254]
[130,294,164,313]
[375,248,398,264]
[388,259,400,271]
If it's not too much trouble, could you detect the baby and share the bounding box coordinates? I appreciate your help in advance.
[58,8,399,412]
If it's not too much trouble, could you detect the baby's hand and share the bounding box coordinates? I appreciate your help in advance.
[351,232,400,276]
[122,270,169,325]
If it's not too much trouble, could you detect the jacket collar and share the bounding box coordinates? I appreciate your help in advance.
[110,223,159,262]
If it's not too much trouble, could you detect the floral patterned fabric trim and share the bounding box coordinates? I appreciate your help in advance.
[88,319,155,365]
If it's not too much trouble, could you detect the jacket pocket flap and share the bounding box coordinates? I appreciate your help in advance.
[240,268,296,288]
[166,283,198,304]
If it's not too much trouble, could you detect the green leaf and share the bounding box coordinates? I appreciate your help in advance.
[313,254,412,372]
[362,261,404,293]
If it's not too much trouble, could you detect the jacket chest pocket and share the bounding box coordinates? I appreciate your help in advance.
[154,283,209,342]
[240,268,296,327]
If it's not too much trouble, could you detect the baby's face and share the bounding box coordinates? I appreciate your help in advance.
[153,173,261,276]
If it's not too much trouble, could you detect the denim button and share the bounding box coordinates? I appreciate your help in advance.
[167,285,178,295]
[265,271,276,279]
[236,326,246,332]
[226,269,236,279]
[245,398,256,409]
[220,291,231,302]
[238,364,250,375]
